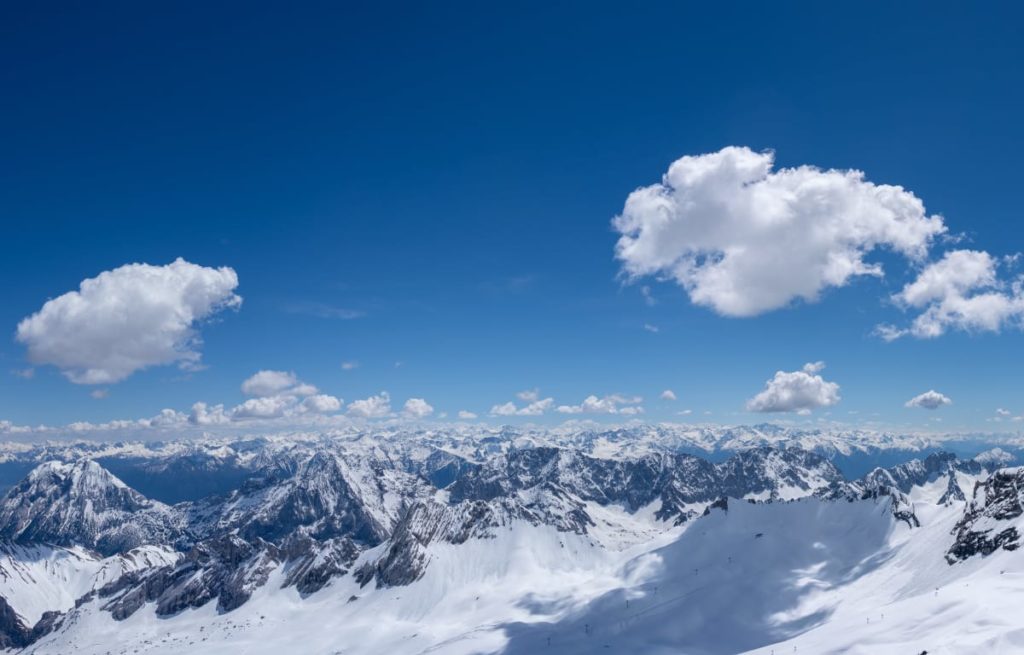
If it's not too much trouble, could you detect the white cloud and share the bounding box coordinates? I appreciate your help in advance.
[341,361,359,371]
[489,402,518,416]
[402,397,434,419]
[231,395,294,420]
[881,250,1024,339]
[520,398,555,415]
[16,258,241,384]
[516,389,540,402]
[11,368,34,380]
[90,389,109,400]
[299,394,343,414]
[660,389,677,401]
[490,396,554,416]
[347,392,392,418]
[62,407,190,433]
[233,371,338,419]
[905,390,952,410]
[640,285,657,306]
[746,362,840,414]
[148,409,186,427]
[189,402,231,425]
[613,147,945,317]
[677,409,693,416]
[241,370,312,397]
[457,410,478,420]
[997,408,1012,417]
[283,302,365,320]
[643,323,660,333]
[556,394,644,415]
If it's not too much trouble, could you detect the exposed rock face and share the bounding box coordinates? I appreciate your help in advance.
[815,477,921,528]
[355,447,845,588]
[947,468,1024,563]
[938,471,967,506]
[862,452,960,494]
[0,460,182,555]
[100,534,282,617]
[448,446,843,525]
[0,596,29,649]
[0,597,62,649]
[282,536,361,595]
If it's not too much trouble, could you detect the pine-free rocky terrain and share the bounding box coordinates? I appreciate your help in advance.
[0,424,1021,653]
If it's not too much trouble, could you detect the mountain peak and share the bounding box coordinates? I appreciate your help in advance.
[0,460,180,555]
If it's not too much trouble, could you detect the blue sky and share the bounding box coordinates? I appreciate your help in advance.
[2,2,1024,435]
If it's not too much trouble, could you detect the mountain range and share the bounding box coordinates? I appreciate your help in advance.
[0,425,1018,653]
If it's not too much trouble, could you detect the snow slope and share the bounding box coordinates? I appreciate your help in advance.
[4,442,1023,654]
[0,544,178,626]
[25,487,1004,655]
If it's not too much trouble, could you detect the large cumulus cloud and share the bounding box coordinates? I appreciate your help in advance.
[16,258,241,384]
[613,147,946,317]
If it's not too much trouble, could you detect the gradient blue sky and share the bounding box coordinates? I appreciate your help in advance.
[2,2,1024,434]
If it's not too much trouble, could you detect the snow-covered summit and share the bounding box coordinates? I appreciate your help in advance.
[0,460,181,556]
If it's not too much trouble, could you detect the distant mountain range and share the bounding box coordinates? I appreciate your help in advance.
[0,426,1018,653]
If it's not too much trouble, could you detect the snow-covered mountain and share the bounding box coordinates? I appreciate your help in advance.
[0,461,183,555]
[0,422,1019,500]
[0,429,1017,653]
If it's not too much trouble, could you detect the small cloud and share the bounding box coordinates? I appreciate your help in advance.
[660,389,677,401]
[746,362,840,414]
[873,324,906,342]
[643,323,660,333]
[905,390,952,410]
[10,368,34,379]
[299,394,343,414]
[997,408,1012,417]
[231,395,294,419]
[241,370,317,397]
[480,275,537,295]
[283,301,365,320]
[640,285,657,306]
[189,402,231,425]
[490,396,554,416]
[516,388,540,402]
[229,371,339,420]
[347,391,392,418]
[341,361,359,371]
[677,409,693,416]
[556,394,644,415]
[457,410,478,420]
[90,388,109,399]
[402,397,434,419]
